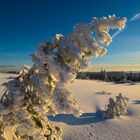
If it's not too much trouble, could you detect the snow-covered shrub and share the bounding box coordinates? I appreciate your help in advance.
[0,15,126,139]
[102,93,129,119]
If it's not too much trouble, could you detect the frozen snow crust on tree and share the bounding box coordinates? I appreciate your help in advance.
[0,15,126,140]
[102,93,129,119]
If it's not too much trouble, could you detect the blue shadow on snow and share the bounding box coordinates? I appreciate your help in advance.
[48,111,105,125]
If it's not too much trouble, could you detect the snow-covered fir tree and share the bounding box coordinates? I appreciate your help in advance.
[0,15,126,139]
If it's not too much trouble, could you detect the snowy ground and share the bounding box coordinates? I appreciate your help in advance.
[1,73,140,140]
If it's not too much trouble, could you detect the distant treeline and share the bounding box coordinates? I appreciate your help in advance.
[77,70,140,83]
[0,71,19,74]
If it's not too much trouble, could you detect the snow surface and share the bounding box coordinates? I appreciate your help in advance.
[1,73,140,140]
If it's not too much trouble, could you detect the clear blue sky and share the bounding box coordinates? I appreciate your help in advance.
[0,0,140,67]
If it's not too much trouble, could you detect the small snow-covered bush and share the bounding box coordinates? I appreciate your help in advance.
[102,93,129,119]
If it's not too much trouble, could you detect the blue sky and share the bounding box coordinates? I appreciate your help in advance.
[0,0,140,67]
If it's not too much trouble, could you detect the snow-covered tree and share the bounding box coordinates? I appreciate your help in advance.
[100,69,108,81]
[120,71,127,82]
[102,93,129,119]
[0,15,126,139]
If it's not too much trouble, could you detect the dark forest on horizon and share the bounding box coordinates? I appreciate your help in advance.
[1,69,140,84]
[77,70,140,83]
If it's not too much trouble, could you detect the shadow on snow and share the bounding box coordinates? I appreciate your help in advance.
[133,100,140,104]
[48,111,105,125]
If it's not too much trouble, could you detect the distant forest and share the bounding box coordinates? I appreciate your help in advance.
[1,69,140,84]
[77,70,140,83]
